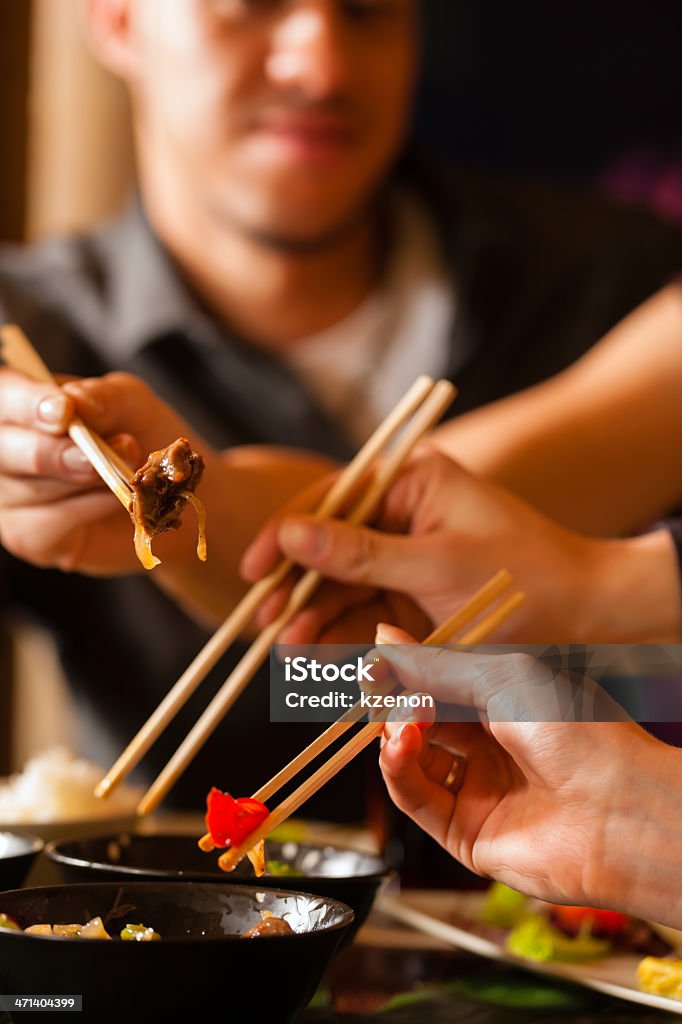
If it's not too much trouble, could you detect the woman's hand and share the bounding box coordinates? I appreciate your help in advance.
[375,624,682,928]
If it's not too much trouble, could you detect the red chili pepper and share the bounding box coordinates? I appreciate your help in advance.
[205,788,269,848]
[550,904,629,937]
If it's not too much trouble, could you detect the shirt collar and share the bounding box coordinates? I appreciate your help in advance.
[96,195,221,360]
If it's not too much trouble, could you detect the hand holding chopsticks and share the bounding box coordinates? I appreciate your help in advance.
[215,572,525,871]
[96,374,444,801]
[0,324,208,572]
[133,377,457,814]
[0,324,134,509]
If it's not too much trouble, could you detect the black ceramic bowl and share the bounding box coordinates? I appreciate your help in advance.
[46,832,390,939]
[0,881,353,1023]
[0,831,43,891]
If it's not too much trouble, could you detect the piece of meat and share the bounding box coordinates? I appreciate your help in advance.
[129,437,206,569]
[131,437,204,535]
[241,916,294,939]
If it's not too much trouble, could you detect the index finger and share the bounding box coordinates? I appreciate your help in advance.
[0,368,74,434]
[376,644,628,724]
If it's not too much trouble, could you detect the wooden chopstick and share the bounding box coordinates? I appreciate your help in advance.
[0,324,133,509]
[457,590,526,644]
[217,581,525,870]
[249,568,514,805]
[135,379,457,815]
[95,375,438,799]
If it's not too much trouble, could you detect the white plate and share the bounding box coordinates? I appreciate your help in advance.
[377,889,682,1015]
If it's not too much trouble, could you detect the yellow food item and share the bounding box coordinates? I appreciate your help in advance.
[247,840,266,878]
[53,925,82,937]
[23,917,112,939]
[24,924,53,936]
[637,956,682,1001]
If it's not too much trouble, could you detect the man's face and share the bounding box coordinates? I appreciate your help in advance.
[127,0,417,246]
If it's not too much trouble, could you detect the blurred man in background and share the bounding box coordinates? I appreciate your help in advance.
[0,0,680,821]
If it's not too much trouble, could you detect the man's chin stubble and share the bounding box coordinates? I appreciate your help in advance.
[210,198,379,256]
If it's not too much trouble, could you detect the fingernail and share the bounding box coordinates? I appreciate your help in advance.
[361,653,383,688]
[38,394,69,427]
[280,520,327,559]
[389,723,406,747]
[62,446,93,474]
[376,624,391,645]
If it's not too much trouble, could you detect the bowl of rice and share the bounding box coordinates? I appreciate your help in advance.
[0,747,141,842]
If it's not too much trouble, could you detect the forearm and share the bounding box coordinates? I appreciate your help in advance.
[576,528,682,643]
[435,284,682,536]
[152,446,337,627]
[593,738,682,928]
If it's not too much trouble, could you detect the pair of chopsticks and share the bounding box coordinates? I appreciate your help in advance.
[215,570,525,870]
[243,568,518,808]
[0,324,134,510]
[96,375,457,812]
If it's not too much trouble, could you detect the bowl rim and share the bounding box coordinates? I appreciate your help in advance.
[0,829,44,859]
[0,880,355,943]
[45,831,391,884]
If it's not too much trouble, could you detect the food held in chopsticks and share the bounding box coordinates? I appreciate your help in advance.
[205,577,524,876]
[0,326,208,572]
[130,436,206,570]
[200,787,269,876]
[101,377,455,814]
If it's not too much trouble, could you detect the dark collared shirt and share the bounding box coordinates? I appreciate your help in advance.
[1,162,681,816]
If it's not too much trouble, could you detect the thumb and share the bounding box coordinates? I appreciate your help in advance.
[277,515,437,591]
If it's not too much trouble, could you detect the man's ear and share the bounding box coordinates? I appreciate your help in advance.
[84,0,138,80]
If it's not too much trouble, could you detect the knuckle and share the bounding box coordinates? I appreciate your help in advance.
[429,646,455,682]
[474,652,537,707]
[31,437,62,478]
[342,527,375,581]
[420,448,453,483]
[105,371,149,400]
[505,652,539,677]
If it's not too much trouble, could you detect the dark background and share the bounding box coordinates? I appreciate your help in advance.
[415,1,682,200]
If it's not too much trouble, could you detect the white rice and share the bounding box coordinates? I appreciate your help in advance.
[0,747,141,823]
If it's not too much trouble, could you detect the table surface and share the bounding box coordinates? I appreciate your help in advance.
[3,817,679,1023]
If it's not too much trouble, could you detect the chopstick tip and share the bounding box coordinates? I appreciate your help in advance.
[136,793,156,817]
[93,778,111,799]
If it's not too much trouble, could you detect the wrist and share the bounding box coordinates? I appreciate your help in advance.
[593,738,682,927]
[575,529,682,643]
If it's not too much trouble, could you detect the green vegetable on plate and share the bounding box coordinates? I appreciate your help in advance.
[480,882,528,929]
[506,914,611,963]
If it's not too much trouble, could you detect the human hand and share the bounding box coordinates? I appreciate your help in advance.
[242,449,609,644]
[0,368,215,575]
[375,624,682,926]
